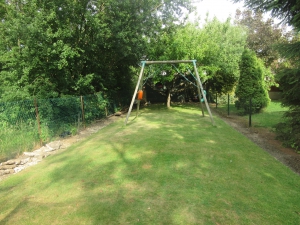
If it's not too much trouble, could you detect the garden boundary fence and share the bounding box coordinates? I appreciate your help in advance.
[0,93,117,161]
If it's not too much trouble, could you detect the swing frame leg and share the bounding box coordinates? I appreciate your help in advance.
[125,62,145,125]
[125,60,215,126]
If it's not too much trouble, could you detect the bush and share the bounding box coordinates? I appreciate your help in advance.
[275,107,300,150]
[274,60,300,150]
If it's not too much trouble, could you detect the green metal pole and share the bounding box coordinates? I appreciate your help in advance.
[192,60,215,126]
[249,97,252,127]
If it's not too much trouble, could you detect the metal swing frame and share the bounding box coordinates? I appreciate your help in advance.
[124,60,215,126]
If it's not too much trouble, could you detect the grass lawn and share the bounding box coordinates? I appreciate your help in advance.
[216,100,288,129]
[0,104,299,225]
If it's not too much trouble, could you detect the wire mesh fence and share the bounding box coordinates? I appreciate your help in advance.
[0,93,118,161]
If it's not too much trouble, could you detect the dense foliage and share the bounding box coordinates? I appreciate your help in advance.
[233,0,300,149]
[235,49,270,113]
[0,0,193,103]
[233,0,300,29]
[201,19,247,95]
[235,9,286,68]
[145,19,247,106]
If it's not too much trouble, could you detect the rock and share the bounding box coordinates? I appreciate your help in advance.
[19,158,30,165]
[114,112,122,116]
[0,171,5,176]
[0,165,16,170]
[14,166,25,173]
[45,141,61,152]
[3,169,12,174]
[45,146,55,152]
[38,146,49,152]
[6,169,15,174]
[3,160,16,165]
[35,155,44,162]
[23,152,38,157]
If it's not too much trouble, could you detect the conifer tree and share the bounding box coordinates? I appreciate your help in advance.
[235,49,270,113]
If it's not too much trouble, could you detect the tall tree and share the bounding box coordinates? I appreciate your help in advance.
[200,18,247,95]
[235,9,286,67]
[0,0,194,102]
[235,49,270,113]
[145,19,247,106]
[145,24,196,107]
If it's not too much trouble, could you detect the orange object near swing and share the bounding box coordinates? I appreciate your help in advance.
[137,90,143,100]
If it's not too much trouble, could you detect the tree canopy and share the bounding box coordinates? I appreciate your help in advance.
[234,9,287,68]
[145,18,247,106]
[200,18,247,94]
[0,0,193,101]
[233,0,300,29]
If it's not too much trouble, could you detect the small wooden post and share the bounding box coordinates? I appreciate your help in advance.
[228,93,230,116]
[249,97,252,127]
[34,98,42,146]
[80,96,86,128]
[105,106,108,117]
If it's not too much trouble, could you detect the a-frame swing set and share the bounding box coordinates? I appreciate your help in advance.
[124,60,215,126]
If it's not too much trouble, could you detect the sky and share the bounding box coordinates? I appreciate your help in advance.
[189,0,245,22]
[190,0,288,28]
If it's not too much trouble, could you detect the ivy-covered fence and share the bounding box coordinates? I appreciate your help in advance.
[0,93,118,161]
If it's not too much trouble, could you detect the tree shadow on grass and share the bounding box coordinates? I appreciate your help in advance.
[1,104,275,224]
[31,108,217,224]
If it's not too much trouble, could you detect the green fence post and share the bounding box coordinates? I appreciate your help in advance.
[228,93,230,116]
[34,98,43,146]
[249,97,252,127]
[80,96,86,128]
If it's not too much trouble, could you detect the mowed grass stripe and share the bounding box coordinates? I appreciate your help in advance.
[0,104,299,225]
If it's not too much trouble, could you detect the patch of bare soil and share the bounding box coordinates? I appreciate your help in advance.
[211,107,300,176]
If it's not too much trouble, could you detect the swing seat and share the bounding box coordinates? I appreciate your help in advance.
[137,90,143,100]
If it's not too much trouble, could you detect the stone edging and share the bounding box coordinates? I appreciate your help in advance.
[0,141,62,177]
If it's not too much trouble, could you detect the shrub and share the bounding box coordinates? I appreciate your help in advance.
[274,62,300,150]
[275,106,300,150]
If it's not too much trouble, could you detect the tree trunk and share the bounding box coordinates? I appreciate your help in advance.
[166,89,171,108]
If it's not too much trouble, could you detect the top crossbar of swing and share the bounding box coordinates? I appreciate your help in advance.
[142,60,196,65]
